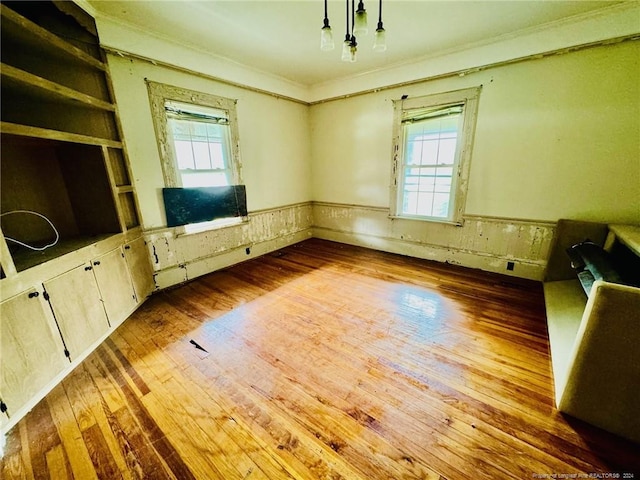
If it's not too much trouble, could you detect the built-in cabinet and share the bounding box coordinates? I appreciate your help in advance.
[0,288,69,426]
[0,1,154,434]
[124,237,157,302]
[44,261,112,361]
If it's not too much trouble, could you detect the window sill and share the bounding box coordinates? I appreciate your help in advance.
[388,214,464,227]
[176,216,248,237]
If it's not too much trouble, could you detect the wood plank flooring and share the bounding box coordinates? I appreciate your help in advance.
[2,239,639,479]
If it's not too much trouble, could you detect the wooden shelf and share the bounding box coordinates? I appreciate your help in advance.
[1,122,122,148]
[0,4,105,72]
[9,234,115,273]
[1,64,115,111]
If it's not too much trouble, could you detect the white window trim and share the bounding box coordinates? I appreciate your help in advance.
[147,80,243,188]
[389,86,481,226]
[147,81,246,234]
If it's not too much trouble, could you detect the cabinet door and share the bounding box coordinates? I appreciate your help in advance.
[0,288,68,415]
[44,265,109,361]
[92,247,136,328]
[124,237,155,302]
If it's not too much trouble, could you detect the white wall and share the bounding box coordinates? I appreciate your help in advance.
[310,41,640,224]
[107,40,638,284]
[107,54,312,230]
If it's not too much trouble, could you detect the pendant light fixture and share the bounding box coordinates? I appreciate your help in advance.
[348,0,357,62]
[353,0,368,37]
[320,0,335,51]
[341,0,352,61]
[373,0,386,52]
[321,0,386,61]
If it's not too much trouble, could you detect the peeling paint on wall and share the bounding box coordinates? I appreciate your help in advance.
[144,231,179,271]
[144,203,313,288]
[312,202,555,280]
[143,200,554,289]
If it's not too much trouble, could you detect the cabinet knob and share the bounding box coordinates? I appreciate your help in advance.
[124,245,131,250]
[85,266,93,271]
[93,261,101,266]
[28,291,40,298]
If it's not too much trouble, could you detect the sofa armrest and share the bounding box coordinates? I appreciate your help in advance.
[558,280,640,443]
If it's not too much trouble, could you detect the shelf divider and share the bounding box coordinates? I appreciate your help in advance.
[0,4,106,71]
[2,64,115,111]
[1,122,123,148]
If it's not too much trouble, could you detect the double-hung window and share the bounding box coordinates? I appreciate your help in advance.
[147,81,244,231]
[165,102,233,188]
[390,87,480,225]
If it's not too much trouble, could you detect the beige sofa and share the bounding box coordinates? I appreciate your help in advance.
[543,220,640,443]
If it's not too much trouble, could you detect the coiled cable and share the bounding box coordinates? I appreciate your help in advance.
[0,210,60,251]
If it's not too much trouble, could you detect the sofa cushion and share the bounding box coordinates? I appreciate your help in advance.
[567,241,623,294]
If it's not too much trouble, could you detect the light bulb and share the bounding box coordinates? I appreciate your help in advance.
[320,25,334,51]
[349,37,357,62]
[373,26,386,52]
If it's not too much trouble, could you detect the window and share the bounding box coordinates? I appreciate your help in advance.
[390,87,480,225]
[166,102,233,188]
[147,81,244,231]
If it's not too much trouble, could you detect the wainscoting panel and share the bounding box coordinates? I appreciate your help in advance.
[145,203,313,289]
[312,202,555,280]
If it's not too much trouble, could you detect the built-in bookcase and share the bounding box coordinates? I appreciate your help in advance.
[1,1,154,434]
[0,1,141,276]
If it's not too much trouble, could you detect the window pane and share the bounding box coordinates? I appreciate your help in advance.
[180,171,229,188]
[432,193,450,217]
[406,166,425,177]
[400,110,462,219]
[169,115,232,186]
[174,140,194,170]
[420,140,439,165]
[191,122,208,140]
[415,192,434,216]
[193,141,211,170]
[208,143,225,169]
[419,174,435,192]
[169,120,191,140]
[403,191,418,215]
[434,168,452,193]
[206,123,223,138]
[438,138,457,164]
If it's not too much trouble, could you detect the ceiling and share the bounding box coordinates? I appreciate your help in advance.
[86,0,624,87]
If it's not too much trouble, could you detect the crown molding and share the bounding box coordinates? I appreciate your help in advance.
[307,1,640,102]
[79,1,638,104]
[92,12,311,102]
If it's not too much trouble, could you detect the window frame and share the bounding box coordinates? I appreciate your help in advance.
[165,102,234,188]
[146,80,243,189]
[389,86,481,226]
[147,81,245,233]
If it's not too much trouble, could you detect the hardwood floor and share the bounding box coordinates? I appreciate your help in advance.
[2,239,638,479]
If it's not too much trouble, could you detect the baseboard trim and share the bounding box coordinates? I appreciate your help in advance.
[153,228,313,289]
[313,226,547,280]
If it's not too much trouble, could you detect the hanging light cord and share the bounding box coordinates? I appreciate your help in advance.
[378,0,383,28]
[351,0,357,50]
[1,210,60,251]
[345,0,350,39]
